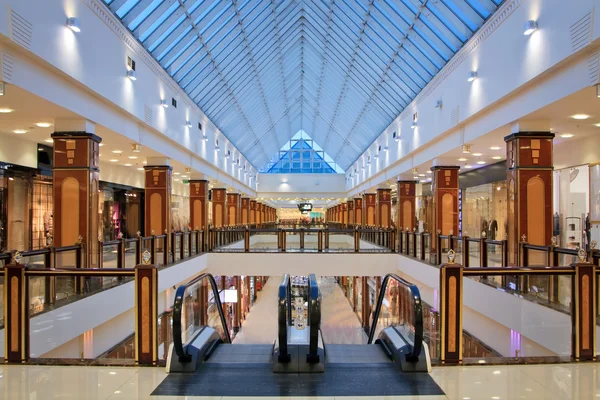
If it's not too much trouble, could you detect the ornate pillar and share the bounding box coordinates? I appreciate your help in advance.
[354,198,363,226]
[260,204,265,225]
[227,193,240,226]
[342,203,348,226]
[189,180,209,232]
[52,122,101,268]
[241,198,250,225]
[250,200,256,225]
[431,166,459,250]
[144,159,173,239]
[364,193,376,226]
[348,200,354,226]
[211,188,227,228]
[376,188,392,228]
[397,181,417,231]
[505,130,554,265]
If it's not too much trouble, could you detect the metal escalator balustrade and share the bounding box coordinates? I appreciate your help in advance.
[368,273,427,370]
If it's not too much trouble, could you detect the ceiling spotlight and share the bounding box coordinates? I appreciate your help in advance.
[393,132,400,142]
[112,150,122,154]
[477,161,486,165]
[44,138,53,143]
[0,108,13,113]
[66,17,81,33]
[0,82,5,96]
[126,69,136,81]
[467,71,478,82]
[413,176,419,179]
[571,114,589,120]
[458,157,468,162]
[472,152,482,157]
[186,120,192,128]
[132,143,141,152]
[426,170,432,174]
[523,20,538,35]
[418,174,426,177]
[13,129,27,134]
[160,99,169,108]
[492,156,502,160]
[490,146,501,150]
[465,164,473,169]
[128,156,138,159]
[560,133,574,138]
[36,122,52,128]
[99,143,104,147]
[462,145,471,154]
[124,164,132,167]
[137,167,144,171]
[174,172,181,175]
[109,159,118,162]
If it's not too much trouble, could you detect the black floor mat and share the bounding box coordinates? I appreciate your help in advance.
[152,363,444,397]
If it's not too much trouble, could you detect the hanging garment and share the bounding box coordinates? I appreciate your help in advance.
[489,219,498,240]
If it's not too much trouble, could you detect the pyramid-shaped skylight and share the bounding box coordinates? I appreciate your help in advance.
[259,131,344,174]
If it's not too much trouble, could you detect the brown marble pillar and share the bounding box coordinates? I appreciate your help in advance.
[348,200,354,226]
[227,193,240,226]
[505,132,554,265]
[189,180,209,232]
[431,166,459,249]
[211,188,227,228]
[397,181,417,231]
[260,204,265,225]
[144,165,173,237]
[354,198,363,226]
[250,200,256,225]
[364,193,376,226]
[52,131,101,268]
[376,189,392,228]
[342,203,348,226]
[241,198,250,225]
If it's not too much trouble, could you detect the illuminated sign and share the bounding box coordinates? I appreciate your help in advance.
[297,203,313,213]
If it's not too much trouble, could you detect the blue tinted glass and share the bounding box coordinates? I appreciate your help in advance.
[116,0,141,19]
[139,2,180,42]
[128,0,162,31]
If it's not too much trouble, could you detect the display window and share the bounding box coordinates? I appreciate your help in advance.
[462,181,507,240]
[554,165,590,249]
[98,185,144,241]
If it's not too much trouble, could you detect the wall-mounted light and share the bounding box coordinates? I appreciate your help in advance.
[374,153,379,159]
[524,20,538,35]
[467,71,478,82]
[435,100,442,108]
[126,69,136,81]
[203,134,208,141]
[215,140,220,151]
[225,150,230,159]
[186,120,192,128]
[66,17,81,33]
[160,99,169,108]
[383,146,388,152]
[411,112,418,129]
[393,132,400,142]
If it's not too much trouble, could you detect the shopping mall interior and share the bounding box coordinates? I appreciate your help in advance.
[1,0,600,399]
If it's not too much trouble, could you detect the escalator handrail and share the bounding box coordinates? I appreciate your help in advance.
[307,273,321,362]
[172,273,231,363]
[368,273,424,362]
[278,274,291,361]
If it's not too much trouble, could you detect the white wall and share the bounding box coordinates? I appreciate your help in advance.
[347,0,600,192]
[0,0,257,193]
[0,132,38,168]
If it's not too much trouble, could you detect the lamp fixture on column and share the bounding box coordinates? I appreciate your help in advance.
[411,112,418,129]
[523,20,538,35]
[66,17,81,32]
[393,132,400,142]
[186,120,192,128]
[467,71,478,82]
[126,69,136,81]
[160,99,169,108]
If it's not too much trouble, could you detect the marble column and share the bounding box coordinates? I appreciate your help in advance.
[364,193,377,226]
[144,158,173,238]
[52,120,101,268]
[241,197,250,225]
[227,193,240,226]
[347,200,354,226]
[397,181,417,231]
[354,197,363,226]
[505,129,554,265]
[376,188,392,228]
[211,188,227,228]
[250,200,256,225]
[189,180,209,232]
[431,166,460,251]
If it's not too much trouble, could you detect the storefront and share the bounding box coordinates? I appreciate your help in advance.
[554,164,590,249]
[98,183,144,241]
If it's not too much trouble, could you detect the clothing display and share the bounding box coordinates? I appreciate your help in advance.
[489,220,498,240]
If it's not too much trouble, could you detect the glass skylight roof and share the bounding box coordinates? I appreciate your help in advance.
[103,0,503,171]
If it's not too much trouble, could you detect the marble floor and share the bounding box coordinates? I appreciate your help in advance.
[233,276,280,344]
[2,362,600,399]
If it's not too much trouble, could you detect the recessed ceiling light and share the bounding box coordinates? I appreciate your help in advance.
[128,156,138,159]
[0,108,14,113]
[426,170,432,174]
[137,167,144,171]
[413,176,419,179]
[560,133,574,138]
[571,114,589,120]
[523,20,538,35]
[465,165,473,169]
[472,152,482,156]
[492,156,502,160]
[110,159,118,162]
[490,146,501,150]
[418,174,426,177]
[174,172,181,175]
[124,163,132,167]
[36,122,53,128]
[142,161,147,164]
[112,150,122,154]
[44,138,53,143]
[477,161,486,165]
[13,129,27,134]
[99,143,104,147]
[458,157,467,162]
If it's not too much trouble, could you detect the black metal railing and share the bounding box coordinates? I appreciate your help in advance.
[277,274,292,362]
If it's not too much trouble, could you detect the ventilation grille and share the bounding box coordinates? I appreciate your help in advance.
[1,51,14,83]
[10,9,32,50]
[451,106,459,127]
[570,12,592,53]
[588,51,600,85]
[138,125,146,144]
[144,105,153,126]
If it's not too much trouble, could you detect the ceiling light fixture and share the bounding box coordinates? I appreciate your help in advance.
[44,138,53,143]
[66,17,81,33]
[128,156,138,159]
[571,114,589,120]
[160,99,169,108]
[137,167,144,171]
[523,20,538,35]
[203,134,208,141]
[467,71,478,82]
[426,170,432,174]
[36,122,52,128]
[465,164,473,169]
[110,159,118,162]
[458,157,468,162]
[472,152,482,157]
[383,146,388,152]
[492,156,502,160]
[0,108,13,113]
[13,129,27,134]
[596,84,600,98]
[126,69,136,81]
[560,133,574,138]
[112,150,122,154]
[462,145,471,154]
[477,161,486,165]
[490,146,501,150]
[124,164,132,167]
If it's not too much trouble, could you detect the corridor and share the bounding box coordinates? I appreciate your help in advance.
[233,276,280,344]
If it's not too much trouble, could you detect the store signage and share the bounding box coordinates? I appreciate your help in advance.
[297,203,313,212]
[182,179,189,184]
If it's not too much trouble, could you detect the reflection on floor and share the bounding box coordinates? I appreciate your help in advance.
[2,363,599,399]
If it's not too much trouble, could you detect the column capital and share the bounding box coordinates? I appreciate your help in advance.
[504,131,555,142]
